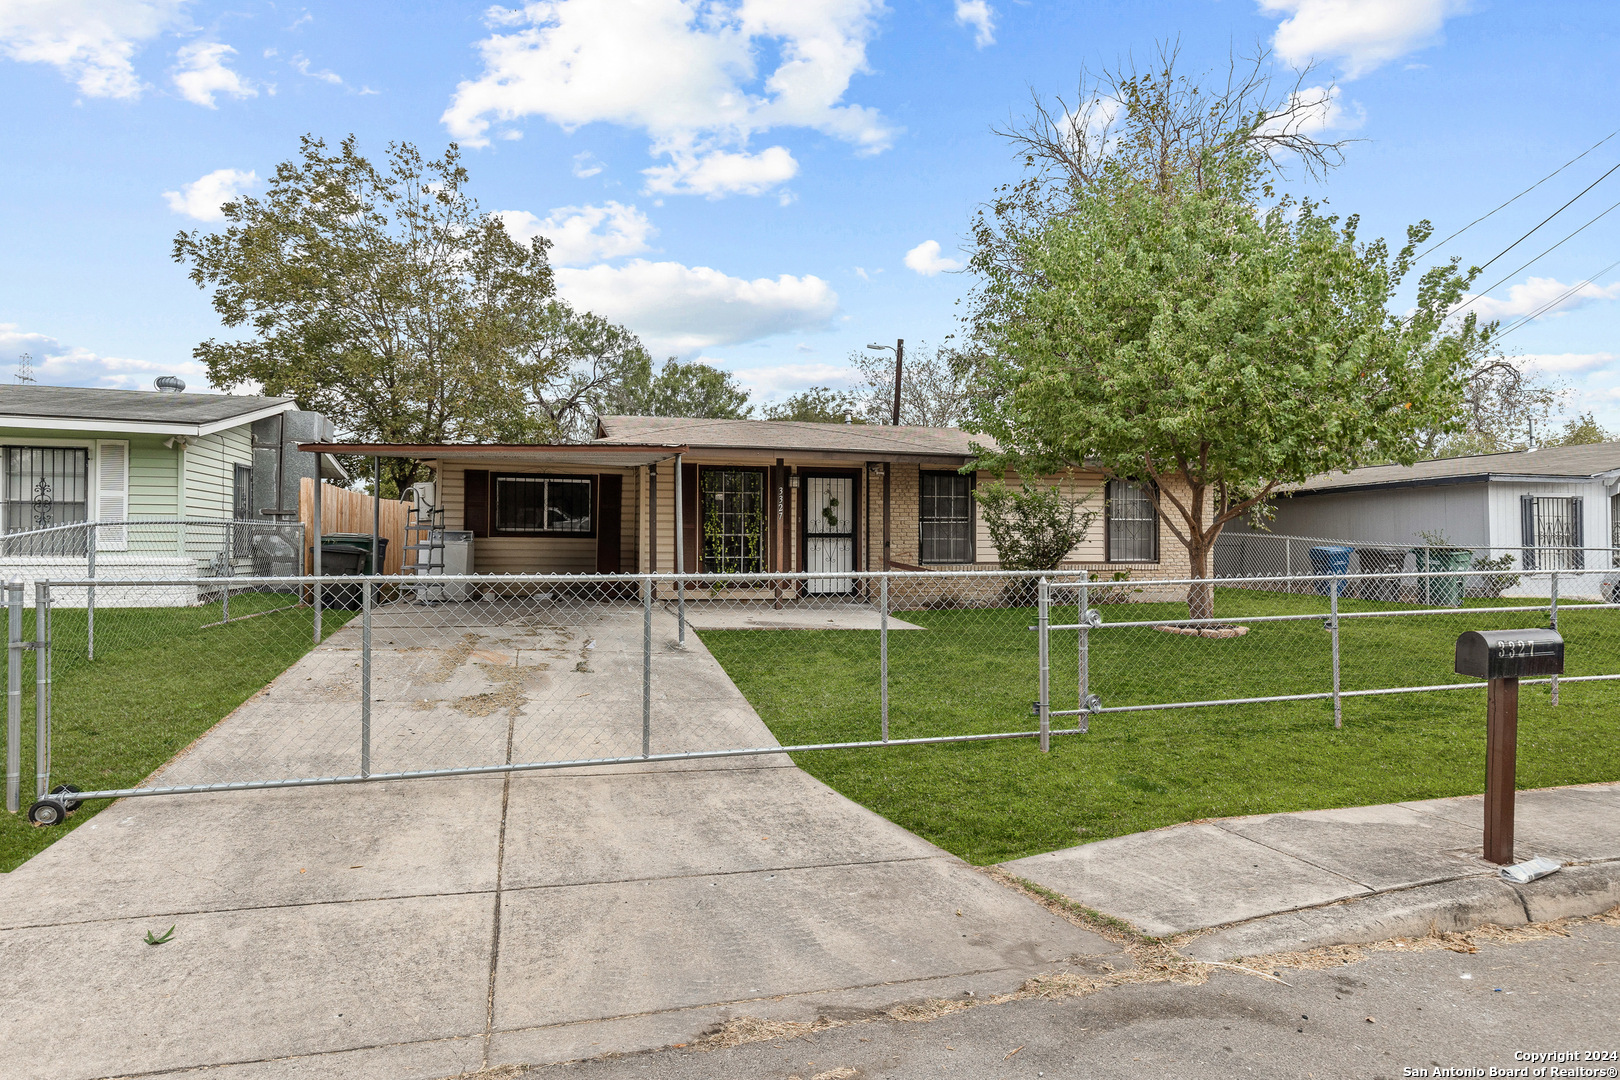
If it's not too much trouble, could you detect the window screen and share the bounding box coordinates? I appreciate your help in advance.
[1107,480,1157,562]
[919,472,973,563]
[493,475,594,535]
[700,468,766,573]
[3,446,89,536]
[1521,495,1583,570]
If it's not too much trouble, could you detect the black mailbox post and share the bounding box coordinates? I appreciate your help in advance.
[1454,629,1564,865]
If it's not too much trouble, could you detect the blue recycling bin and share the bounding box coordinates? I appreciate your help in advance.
[1309,544,1354,596]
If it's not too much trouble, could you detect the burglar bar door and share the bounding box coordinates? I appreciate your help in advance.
[804,475,855,593]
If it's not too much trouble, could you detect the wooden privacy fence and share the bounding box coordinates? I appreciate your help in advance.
[298,477,410,575]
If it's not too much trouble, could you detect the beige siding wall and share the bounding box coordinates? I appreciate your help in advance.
[437,460,637,574]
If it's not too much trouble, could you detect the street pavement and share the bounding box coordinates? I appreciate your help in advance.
[543,911,1620,1080]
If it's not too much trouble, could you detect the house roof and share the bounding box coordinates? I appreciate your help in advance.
[301,443,689,469]
[0,383,297,437]
[1292,441,1620,496]
[593,415,993,458]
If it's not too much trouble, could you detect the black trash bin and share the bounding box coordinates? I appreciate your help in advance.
[322,533,390,575]
[309,544,368,609]
[1356,547,1406,602]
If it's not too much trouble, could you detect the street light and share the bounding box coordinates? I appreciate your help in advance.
[866,338,904,426]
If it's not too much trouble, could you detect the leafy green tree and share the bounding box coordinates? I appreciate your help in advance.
[1547,410,1612,447]
[967,68,1487,618]
[608,355,754,420]
[173,135,646,488]
[763,386,865,423]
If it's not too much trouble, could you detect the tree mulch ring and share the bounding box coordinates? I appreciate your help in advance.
[1154,623,1250,639]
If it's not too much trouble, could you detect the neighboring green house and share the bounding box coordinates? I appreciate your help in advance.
[0,382,342,598]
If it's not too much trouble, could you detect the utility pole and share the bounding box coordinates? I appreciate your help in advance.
[867,339,904,426]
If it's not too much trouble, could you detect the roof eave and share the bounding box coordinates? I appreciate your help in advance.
[0,398,297,437]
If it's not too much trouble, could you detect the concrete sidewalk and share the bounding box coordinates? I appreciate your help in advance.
[0,605,1119,1080]
[1004,783,1620,960]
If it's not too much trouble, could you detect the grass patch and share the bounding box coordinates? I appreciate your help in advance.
[1,592,352,873]
[699,587,1620,865]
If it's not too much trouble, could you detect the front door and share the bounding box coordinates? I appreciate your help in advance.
[803,475,855,593]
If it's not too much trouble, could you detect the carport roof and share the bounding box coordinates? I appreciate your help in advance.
[298,442,688,469]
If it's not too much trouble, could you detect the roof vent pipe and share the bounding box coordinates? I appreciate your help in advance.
[154,376,187,393]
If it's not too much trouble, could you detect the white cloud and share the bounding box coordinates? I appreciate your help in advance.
[572,151,604,178]
[162,167,255,221]
[1519,352,1619,376]
[1466,276,1620,323]
[441,0,896,197]
[172,40,253,107]
[497,202,655,266]
[1258,0,1471,79]
[290,52,340,84]
[0,0,189,98]
[903,239,961,276]
[1259,84,1365,138]
[0,322,208,390]
[643,145,798,197]
[954,0,994,47]
[554,259,838,353]
[730,359,859,397]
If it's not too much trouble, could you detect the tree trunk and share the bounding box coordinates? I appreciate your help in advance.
[1186,539,1214,621]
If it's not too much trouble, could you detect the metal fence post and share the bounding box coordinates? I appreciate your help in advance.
[879,574,889,743]
[360,577,372,778]
[6,578,21,813]
[642,575,652,759]
[86,524,95,661]
[674,453,686,647]
[1549,570,1560,706]
[312,479,323,644]
[1329,585,1343,729]
[1078,583,1090,735]
[1037,576,1050,753]
[34,582,50,798]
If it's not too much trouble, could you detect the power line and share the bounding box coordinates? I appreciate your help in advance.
[1494,257,1620,340]
[1452,193,1620,321]
[1420,127,1620,262]
[1469,158,1620,277]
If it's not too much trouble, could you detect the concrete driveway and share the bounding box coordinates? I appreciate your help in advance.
[0,603,1117,1080]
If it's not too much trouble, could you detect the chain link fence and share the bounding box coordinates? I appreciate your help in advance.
[6,565,1618,825]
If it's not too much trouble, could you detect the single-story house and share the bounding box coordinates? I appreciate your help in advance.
[310,416,1209,594]
[0,381,343,594]
[1252,441,1620,568]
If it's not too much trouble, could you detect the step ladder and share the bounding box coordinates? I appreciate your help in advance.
[402,488,445,600]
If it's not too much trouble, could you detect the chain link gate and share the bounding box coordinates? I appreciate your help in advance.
[6,565,1620,827]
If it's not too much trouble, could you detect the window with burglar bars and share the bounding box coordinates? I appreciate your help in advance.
[493,474,594,535]
[1106,480,1157,562]
[2,446,89,549]
[1521,495,1584,570]
[701,468,766,574]
[919,472,973,563]
[233,464,254,558]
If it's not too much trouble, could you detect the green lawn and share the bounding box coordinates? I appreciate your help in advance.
[699,587,1620,865]
[1,593,352,873]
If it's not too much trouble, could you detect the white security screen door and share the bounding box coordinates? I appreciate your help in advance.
[804,475,854,594]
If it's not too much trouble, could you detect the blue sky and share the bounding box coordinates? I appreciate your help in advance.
[2,0,1618,431]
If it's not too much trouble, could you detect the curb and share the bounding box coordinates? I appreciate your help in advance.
[1182,860,1620,961]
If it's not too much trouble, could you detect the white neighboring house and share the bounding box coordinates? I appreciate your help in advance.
[1261,442,1620,570]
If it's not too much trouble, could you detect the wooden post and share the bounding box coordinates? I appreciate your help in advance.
[1484,676,1519,865]
[881,462,891,571]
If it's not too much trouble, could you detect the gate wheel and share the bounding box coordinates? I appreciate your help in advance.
[50,784,82,811]
[27,800,65,827]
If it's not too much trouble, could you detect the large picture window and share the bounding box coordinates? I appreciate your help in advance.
[3,446,89,535]
[701,468,766,574]
[1522,495,1583,570]
[1106,480,1157,562]
[493,474,594,536]
[919,472,973,563]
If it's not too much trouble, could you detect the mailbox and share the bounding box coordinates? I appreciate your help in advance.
[1454,629,1564,680]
